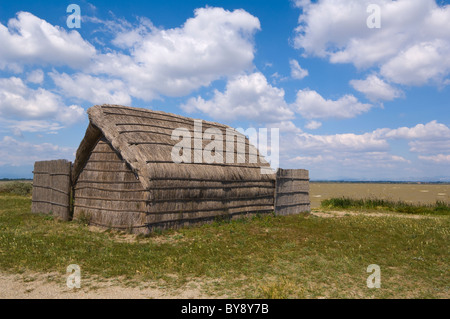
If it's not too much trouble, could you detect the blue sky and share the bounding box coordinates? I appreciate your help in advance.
[0,0,449,181]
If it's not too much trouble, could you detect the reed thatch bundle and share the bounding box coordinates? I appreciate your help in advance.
[275,169,310,215]
[72,104,276,233]
[32,159,71,220]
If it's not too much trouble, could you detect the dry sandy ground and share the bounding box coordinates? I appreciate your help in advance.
[0,210,441,299]
[309,182,449,208]
[310,210,441,219]
[0,271,216,299]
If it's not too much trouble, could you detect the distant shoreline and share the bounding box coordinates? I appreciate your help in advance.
[1,178,449,185]
[310,180,450,184]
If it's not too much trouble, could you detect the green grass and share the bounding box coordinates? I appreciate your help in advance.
[321,197,450,216]
[0,181,32,196]
[0,194,449,298]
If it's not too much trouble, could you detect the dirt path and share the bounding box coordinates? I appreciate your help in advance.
[310,210,441,219]
[0,271,215,299]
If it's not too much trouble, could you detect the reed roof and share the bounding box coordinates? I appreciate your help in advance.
[72,104,274,190]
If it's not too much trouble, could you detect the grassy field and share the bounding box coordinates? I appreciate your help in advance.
[321,197,450,216]
[0,187,448,298]
[310,182,450,208]
[0,181,32,196]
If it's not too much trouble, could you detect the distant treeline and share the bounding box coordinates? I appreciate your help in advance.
[0,178,32,181]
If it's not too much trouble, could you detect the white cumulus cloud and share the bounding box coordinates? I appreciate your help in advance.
[418,154,450,163]
[374,120,450,140]
[350,75,403,102]
[294,89,373,119]
[90,7,261,100]
[380,40,450,86]
[290,59,309,80]
[1,9,261,103]
[305,120,322,130]
[0,12,95,71]
[0,77,85,127]
[294,0,450,86]
[26,69,44,84]
[0,136,76,166]
[182,72,294,122]
[294,131,389,153]
[50,72,132,105]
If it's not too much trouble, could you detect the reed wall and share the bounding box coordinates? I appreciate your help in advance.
[73,137,148,231]
[275,169,310,216]
[31,159,71,221]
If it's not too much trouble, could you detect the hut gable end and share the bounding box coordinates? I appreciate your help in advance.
[73,136,148,230]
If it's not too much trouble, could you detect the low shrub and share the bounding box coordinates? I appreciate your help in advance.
[0,182,32,196]
[321,197,450,215]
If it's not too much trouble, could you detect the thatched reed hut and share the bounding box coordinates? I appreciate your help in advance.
[71,104,277,233]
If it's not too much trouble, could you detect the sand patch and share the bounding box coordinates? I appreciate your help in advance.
[0,271,221,299]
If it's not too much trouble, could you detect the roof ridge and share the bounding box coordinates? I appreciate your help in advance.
[98,104,232,130]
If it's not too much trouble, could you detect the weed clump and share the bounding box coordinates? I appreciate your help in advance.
[321,197,450,215]
[0,182,32,196]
